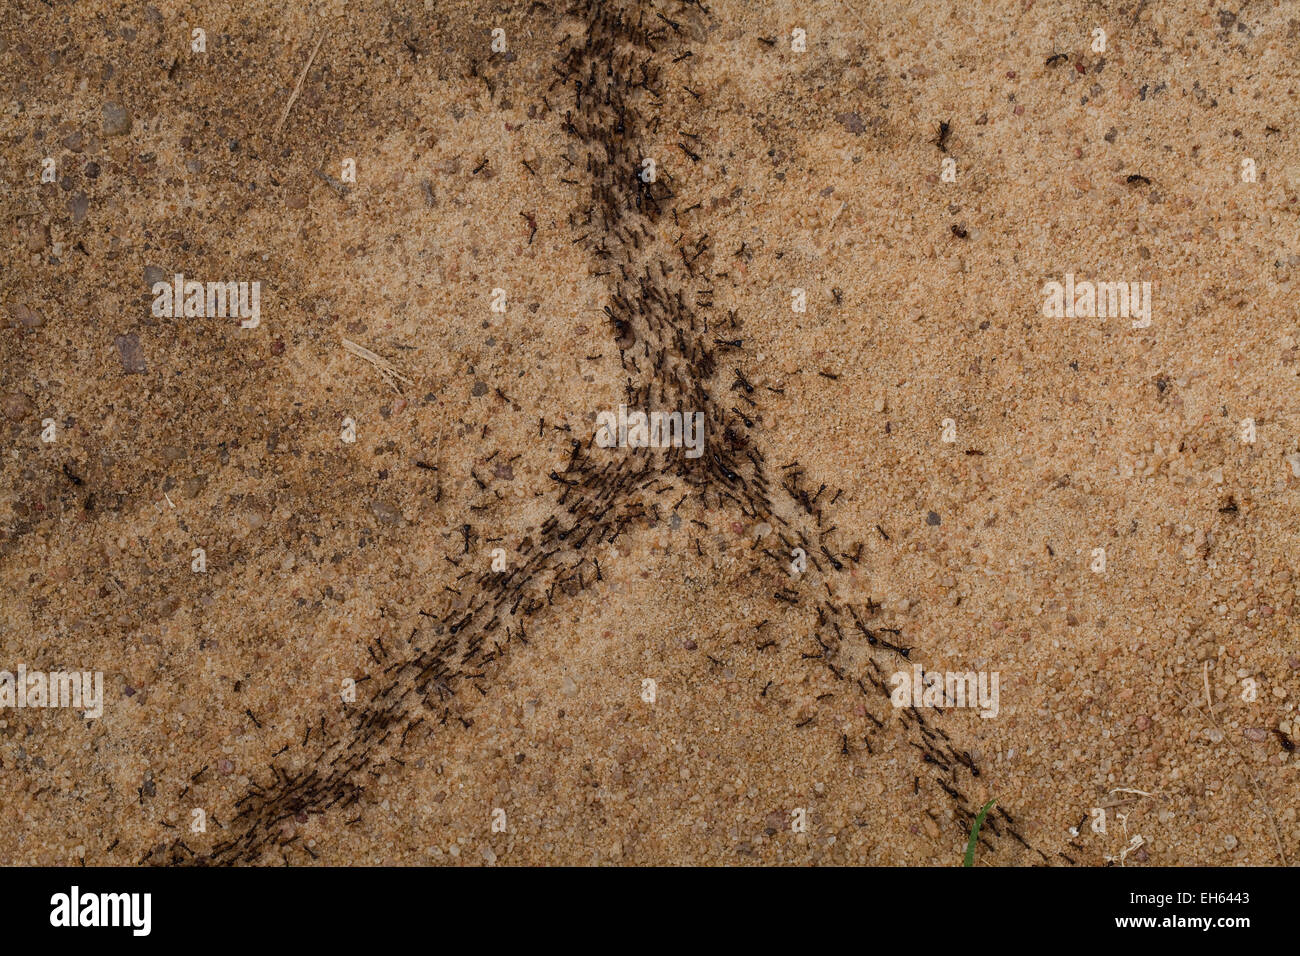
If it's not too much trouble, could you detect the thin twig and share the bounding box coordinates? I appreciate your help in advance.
[274,32,327,137]
[1109,787,1156,798]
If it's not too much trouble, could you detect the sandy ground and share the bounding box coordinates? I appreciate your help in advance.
[2,0,1299,865]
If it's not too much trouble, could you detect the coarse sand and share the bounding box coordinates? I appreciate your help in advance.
[2,0,1299,865]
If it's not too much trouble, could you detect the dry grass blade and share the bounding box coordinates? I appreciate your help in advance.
[275,31,328,137]
[341,337,413,393]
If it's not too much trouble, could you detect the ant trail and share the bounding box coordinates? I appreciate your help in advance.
[151,0,1039,865]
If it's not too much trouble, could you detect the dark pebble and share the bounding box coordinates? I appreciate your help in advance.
[114,333,147,374]
[835,112,866,135]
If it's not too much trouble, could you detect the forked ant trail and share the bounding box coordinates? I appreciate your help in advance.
[150,0,1041,865]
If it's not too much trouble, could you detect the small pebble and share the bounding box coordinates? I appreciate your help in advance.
[835,112,866,135]
[114,333,147,374]
[369,499,401,524]
[102,101,132,136]
[2,392,34,421]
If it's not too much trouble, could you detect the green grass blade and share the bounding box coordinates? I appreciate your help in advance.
[963,798,997,867]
